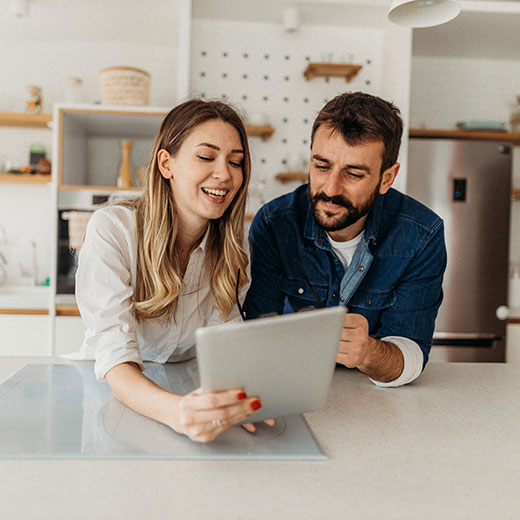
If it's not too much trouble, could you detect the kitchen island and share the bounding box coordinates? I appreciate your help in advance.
[0,357,519,519]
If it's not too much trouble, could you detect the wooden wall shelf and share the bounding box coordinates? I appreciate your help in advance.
[0,308,49,315]
[56,305,80,317]
[513,190,520,201]
[410,128,520,144]
[245,125,275,141]
[275,172,308,184]
[59,184,143,192]
[0,173,51,184]
[0,112,52,128]
[303,63,362,82]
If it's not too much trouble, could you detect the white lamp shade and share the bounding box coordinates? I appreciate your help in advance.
[388,0,461,28]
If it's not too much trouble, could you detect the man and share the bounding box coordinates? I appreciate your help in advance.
[244,92,447,387]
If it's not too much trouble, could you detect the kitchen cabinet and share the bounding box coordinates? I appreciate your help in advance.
[56,105,167,190]
[54,316,85,356]
[0,315,50,356]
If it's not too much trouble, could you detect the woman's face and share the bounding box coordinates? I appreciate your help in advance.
[158,119,245,228]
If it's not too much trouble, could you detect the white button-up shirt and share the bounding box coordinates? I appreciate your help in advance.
[74,205,247,380]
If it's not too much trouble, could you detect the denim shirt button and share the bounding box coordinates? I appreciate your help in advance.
[340,297,345,303]
[358,266,365,272]
[298,288,304,294]
[332,293,337,298]
[367,298,372,305]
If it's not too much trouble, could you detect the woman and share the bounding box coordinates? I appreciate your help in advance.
[76,99,265,443]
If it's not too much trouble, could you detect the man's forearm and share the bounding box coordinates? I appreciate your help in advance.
[357,338,404,383]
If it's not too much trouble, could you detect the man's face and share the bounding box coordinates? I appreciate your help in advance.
[308,125,395,241]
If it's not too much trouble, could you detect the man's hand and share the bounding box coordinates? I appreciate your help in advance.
[336,313,404,383]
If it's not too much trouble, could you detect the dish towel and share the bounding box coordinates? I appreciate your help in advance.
[67,211,93,251]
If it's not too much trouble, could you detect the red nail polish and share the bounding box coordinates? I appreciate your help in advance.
[250,399,262,411]
[237,392,247,400]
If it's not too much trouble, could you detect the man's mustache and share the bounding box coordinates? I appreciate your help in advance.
[311,192,353,210]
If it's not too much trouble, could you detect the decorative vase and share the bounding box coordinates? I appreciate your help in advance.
[117,140,133,188]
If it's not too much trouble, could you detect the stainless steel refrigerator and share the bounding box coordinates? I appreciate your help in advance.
[407,137,512,362]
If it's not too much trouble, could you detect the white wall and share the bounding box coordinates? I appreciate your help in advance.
[410,55,520,130]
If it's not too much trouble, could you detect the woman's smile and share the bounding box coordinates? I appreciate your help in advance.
[201,186,230,203]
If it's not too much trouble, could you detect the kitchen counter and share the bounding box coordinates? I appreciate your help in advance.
[1,357,519,519]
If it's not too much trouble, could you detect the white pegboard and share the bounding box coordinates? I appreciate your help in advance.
[190,19,385,213]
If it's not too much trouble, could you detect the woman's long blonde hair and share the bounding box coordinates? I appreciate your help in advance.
[121,99,251,322]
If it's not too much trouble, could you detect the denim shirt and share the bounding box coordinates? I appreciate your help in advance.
[244,185,447,368]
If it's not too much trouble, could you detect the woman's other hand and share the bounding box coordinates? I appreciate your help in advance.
[174,387,262,443]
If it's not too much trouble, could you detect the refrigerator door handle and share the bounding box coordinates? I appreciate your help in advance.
[433,332,503,348]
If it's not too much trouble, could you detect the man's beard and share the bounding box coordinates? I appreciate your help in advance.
[308,182,380,232]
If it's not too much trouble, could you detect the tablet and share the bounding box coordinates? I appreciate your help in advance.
[196,306,346,423]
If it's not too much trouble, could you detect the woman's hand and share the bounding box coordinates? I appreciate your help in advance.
[173,387,263,443]
[242,419,276,433]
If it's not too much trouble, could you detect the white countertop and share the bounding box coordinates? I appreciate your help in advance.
[1,357,519,520]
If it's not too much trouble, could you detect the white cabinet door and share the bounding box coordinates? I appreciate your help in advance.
[0,315,50,356]
[507,324,520,366]
[54,316,85,355]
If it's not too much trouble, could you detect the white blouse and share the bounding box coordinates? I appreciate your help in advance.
[74,205,248,381]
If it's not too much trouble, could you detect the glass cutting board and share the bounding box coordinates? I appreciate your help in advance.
[0,363,326,460]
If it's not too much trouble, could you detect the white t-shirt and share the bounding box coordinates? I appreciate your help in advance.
[327,231,424,387]
[73,205,248,381]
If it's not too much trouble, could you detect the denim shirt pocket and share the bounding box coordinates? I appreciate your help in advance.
[281,276,329,311]
[347,288,396,311]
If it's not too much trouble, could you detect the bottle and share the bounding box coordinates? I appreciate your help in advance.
[117,140,133,189]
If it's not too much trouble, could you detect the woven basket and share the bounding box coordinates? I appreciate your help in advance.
[100,66,150,106]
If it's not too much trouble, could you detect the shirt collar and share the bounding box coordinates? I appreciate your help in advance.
[303,186,385,248]
[197,225,211,253]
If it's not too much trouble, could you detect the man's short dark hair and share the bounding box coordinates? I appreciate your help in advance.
[311,92,403,173]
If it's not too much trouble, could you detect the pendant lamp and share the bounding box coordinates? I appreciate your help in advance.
[388,0,461,28]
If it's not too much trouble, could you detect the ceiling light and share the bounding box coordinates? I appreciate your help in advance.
[388,0,461,28]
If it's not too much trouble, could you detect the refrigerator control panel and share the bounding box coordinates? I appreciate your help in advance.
[453,178,467,202]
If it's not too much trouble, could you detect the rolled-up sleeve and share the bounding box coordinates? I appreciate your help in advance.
[76,208,145,380]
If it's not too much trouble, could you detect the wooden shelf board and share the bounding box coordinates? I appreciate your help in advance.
[410,128,520,143]
[0,173,51,184]
[303,63,362,82]
[245,125,275,141]
[513,189,520,200]
[59,184,143,191]
[0,112,52,128]
[508,317,520,324]
[56,305,80,317]
[275,172,308,184]
[0,308,49,315]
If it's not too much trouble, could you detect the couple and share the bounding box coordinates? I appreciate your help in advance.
[76,92,447,443]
